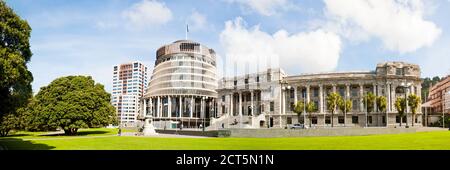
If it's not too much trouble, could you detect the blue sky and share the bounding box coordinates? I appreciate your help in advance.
[5,0,450,93]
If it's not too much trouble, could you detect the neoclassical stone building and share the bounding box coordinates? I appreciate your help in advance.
[214,62,423,128]
[140,40,423,129]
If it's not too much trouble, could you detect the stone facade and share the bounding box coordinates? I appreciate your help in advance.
[215,62,423,128]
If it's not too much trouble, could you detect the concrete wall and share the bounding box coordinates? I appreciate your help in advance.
[224,127,417,138]
[155,129,230,137]
[157,127,418,138]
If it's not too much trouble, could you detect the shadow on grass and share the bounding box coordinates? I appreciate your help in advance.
[5,134,32,137]
[0,138,55,150]
[39,130,111,136]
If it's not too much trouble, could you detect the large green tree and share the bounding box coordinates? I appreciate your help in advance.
[305,101,317,127]
[337,96,352,126]
[326,92,340,127]
[408,94,421,127]
[32,76,117,135]
[293,101,305,124]
[0,1,33,136]
[395,97,406,127]
[363,92,376,126]
[377,96,387,126]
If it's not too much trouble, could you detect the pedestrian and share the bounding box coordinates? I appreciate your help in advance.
[222,123,224,129]
[118,127,122,136]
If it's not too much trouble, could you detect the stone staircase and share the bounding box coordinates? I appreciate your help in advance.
[207,114,266,130]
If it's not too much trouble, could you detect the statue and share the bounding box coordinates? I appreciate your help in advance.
[143,115,157,136]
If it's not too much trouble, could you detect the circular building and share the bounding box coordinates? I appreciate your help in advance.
[141,40,218,129]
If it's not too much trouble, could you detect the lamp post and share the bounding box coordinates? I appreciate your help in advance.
[281,82,291,128]
[400,82,412,128]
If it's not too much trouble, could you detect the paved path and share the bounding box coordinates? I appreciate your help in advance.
[121,132,210,138]
[416,127,448,132]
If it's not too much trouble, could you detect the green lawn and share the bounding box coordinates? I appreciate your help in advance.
[1,128,450,150]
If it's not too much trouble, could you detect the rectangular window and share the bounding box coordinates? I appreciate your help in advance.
[245,78,249,84]
[382,116,386,124]
[222,95,225,102]
[234,80,237,86]
[338,116,344,124]
[352,116,358,124]
[402,116,406,123]
[396,116,400,123]
[325,116,331,124]
[368,116,372,124]
[270,102,274,112]
[313,89,318,97]
[312,117,318,124]
[396,68,403,75]
[287,117,292,125]
[256,76,260,82]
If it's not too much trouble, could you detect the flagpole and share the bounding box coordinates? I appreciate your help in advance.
[185,24,189,40]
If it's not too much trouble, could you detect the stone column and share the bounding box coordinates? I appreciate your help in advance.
[319,84,324,113]
[387,83,391,112]
[239,92,243,116]
[230,93,234,116]
[157,96,161,117]
[359,84,364,112]
[373,83,377,112]
[179,96,182,118]
[294,86,298,104]
[168,96,172,118]
[282,88,286,115]
[251,90,254,116]
[149,98,153,116]
[332,84,337,93]
[391,84,396,112]
[345,84,350,99]
[306,85,311,103]
[143,98,147,117]
[190,96,194,118]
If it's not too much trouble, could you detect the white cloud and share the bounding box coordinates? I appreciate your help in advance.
[324,0,442,53]
[226,0,290,16]
[187,10,207,30]
[122,0,172,29]
[219,17,341,75]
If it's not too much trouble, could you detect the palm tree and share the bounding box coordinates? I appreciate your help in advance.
[326,92,340,127]
[394,97,406,127]
[337,96,352,126]
[306,101,317,128]
[363,92,376,126]
[377,96,387,126]
[293,101,305,124]
[408,94,421,127]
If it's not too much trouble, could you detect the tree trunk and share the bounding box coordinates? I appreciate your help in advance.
[0,130,10,137]
[412,114,415,127]
[400,117,402,127]
[64,128,79,135]
[331,112,334,127]
[309,113,312,128]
